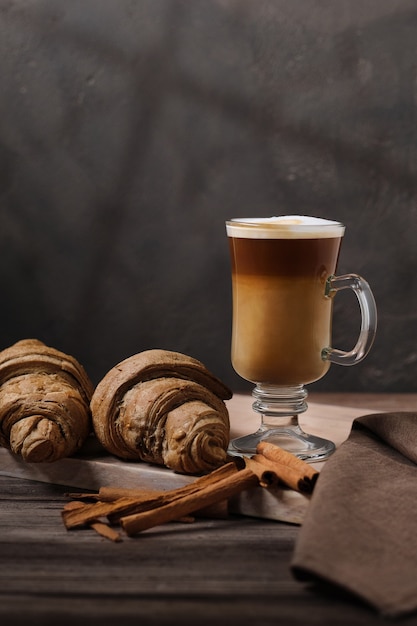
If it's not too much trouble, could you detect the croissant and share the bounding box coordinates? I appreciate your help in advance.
[0,339,93,462]
[91,349,232,474]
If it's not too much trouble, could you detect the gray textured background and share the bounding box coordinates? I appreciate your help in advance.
[1,0,416,393]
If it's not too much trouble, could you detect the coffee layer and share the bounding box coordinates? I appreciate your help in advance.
[229,235,343,385]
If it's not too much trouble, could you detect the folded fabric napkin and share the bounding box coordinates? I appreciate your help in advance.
[291,412,417,619]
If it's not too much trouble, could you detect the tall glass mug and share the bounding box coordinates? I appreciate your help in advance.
[226,215,377,461]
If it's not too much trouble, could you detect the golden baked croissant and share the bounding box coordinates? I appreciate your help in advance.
[0,339,93,462]
[91,349,232,474]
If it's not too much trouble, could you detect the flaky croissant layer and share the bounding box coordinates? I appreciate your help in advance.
[0,339,93,462]
[91,349,232,474]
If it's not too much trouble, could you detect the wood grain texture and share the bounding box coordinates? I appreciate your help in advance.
[0,394,370,524]
[0,471,414,626]
[1,394,417,624]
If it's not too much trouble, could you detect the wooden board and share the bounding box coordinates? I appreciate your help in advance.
[0,394,374,524]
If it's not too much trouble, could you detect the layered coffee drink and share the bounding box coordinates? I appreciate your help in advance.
[227,216,345,385]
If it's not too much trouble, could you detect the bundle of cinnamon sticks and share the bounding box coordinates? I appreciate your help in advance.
[61,441,319,541]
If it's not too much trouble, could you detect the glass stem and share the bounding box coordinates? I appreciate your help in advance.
[252,384,308,430]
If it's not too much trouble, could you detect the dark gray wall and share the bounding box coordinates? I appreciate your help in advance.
[1,0,416,393]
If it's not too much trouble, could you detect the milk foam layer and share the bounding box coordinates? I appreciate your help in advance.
[226,215,345,239]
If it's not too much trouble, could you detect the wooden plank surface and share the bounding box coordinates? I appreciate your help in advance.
[308,391,417,411]
[0,394,372,524]
[1,394,416,626]
[0,470,409,626]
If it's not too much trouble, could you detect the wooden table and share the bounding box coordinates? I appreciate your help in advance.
[1,393,417,626]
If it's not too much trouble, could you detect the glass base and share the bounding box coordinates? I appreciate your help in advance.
[228,425,335,462]
[228,383,336,462]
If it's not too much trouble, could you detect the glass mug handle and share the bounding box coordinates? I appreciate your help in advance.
[322,274,377,365]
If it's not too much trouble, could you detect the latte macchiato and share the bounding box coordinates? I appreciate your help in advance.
[226,216,345,385]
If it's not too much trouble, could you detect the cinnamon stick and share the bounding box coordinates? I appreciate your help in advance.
[256,441,319,483]
[120,468,259,536]
[90,521,123,542]
[64,492,101,501]
[98,486,161,502]
[63,500,123,541]
[243,457,281,488]
[249,454,316,493]
[61,443,317,540]
[62,462,238,529]
[62,500,86,511]
[99,486,229,520]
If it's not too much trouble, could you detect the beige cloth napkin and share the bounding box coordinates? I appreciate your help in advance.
[291,412,417,618]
